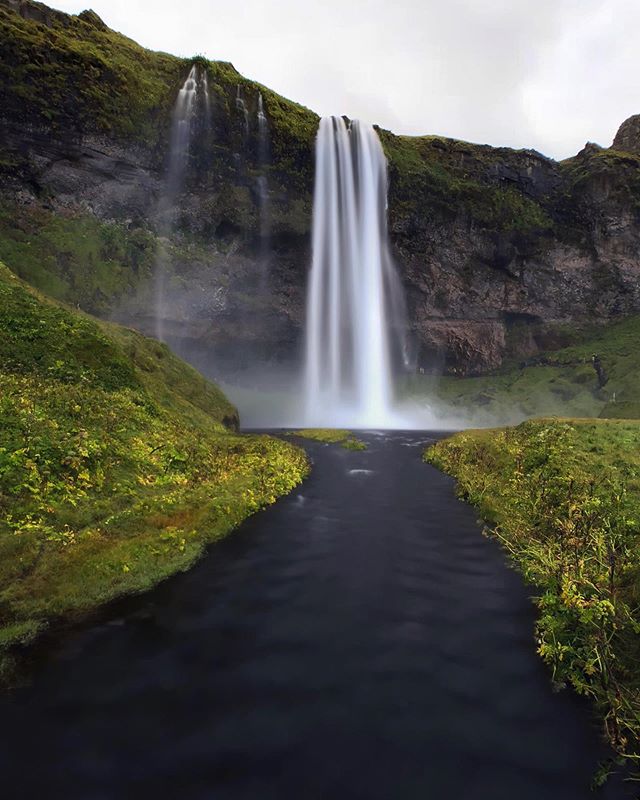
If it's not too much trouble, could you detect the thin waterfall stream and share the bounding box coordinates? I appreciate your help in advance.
[154,65,210,342]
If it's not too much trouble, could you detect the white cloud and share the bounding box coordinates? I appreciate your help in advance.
[44,0,639,159]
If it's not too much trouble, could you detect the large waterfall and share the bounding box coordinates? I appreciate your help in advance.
[303,117,407,428]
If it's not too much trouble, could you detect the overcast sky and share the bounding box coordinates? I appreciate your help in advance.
[48,0,640,160]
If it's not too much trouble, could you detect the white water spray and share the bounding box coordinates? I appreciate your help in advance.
[303,117,408,428]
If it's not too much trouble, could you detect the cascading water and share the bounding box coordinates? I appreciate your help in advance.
[256,92,270,282]
[166,65,199,196]
[203,70,211,129]
[155,65,207,341]
[236,85,249,136]
[257,92,267,128]
[303,116,408,428]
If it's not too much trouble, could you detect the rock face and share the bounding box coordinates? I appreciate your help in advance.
[382,132,640,373]
[1,0,640,379]
[613,115,640,156]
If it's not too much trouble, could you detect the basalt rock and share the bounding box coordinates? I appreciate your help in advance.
[613,114,640,156]
[1,0,640,379]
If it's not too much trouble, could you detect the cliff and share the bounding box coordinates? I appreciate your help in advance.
[1,0,640,378]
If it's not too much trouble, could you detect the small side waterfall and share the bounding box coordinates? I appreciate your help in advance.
[155,64,209,342]
[256,92,270,280]
[236,85,249,136]
[303,116,407,427]
[203,70,211,129]
[166,65,199,198]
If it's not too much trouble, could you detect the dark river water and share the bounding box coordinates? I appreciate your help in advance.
[0,432,634,799]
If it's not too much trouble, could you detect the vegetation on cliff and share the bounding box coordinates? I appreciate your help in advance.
[426,419,640,772]
[405,313,640,424]
[379,131,555,236]
[0,261,308,681]
[0,0,182,142]
[0,203,157,313]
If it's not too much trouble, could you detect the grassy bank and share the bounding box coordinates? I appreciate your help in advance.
[425,419,640,771]
[0,262,308,681]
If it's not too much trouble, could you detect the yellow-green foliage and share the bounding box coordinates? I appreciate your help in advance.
[426,419,640,769]
[0,263,308,679]
[288,429,367,450]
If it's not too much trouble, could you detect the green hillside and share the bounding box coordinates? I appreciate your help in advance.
[0,262,308,680]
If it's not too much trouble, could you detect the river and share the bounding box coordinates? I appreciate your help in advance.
[0,432,632,798]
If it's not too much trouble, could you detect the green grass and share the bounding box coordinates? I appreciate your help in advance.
[404,314,640,425]
[0,262,308,681]
[0,3,182,143]
[0,203,157,314]
[288,429,367,450]
[426,419,640,771]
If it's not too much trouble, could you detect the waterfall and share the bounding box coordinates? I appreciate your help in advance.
[257,92,267,130]
[155,64,207,342]
[203,70,211,129]
[303,116,407,428]
[256,92,270,281]
[165,65,198,199]
[236,84,249,135]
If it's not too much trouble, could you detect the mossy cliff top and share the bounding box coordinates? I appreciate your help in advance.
[0,260,308,681]
[0,0,319,179]
[3,0,639,210]
[379,126,640,245]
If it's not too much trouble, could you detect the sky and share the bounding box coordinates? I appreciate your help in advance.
[47,0,640,160]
